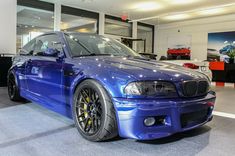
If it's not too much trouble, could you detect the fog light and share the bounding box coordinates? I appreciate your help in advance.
[144,117,155,126]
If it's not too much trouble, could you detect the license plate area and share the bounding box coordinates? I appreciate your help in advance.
[180,109,208,128]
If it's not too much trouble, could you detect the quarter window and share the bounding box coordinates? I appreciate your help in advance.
[34,34,63,56]
[20,39,36,55]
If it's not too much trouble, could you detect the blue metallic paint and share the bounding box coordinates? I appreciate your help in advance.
[10,32,216,140]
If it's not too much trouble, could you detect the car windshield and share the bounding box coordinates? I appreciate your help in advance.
[66,33,141,57]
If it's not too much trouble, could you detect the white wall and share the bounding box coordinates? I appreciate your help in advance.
[0,0,16,54]
[156,14,235,60]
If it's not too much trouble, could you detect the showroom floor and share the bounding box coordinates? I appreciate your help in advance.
[0,87,234,156]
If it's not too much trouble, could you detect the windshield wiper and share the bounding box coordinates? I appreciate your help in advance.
[73,53,112,57]
[126,55,150,61]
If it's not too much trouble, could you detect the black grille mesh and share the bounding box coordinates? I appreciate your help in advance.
[182,80,209,97]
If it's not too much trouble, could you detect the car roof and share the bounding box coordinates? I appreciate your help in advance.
[34,31,102,38]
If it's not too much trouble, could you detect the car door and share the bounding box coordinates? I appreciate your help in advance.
[25,34,64,106]
[16,39,36,91]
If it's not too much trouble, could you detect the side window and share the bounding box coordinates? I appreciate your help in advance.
[65,35,89,56]
[34,34,63,57]
[20,39,36,55]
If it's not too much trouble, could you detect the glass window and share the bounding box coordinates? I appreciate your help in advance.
[61,14,97,33]
[65,35,90,56]
[137,25,153,53]
[105,18,132,37]
[17,5,54,52]
[61,6,98,33]
[66,33,140,57]
[20,39,36,55]
[34,34,62,57]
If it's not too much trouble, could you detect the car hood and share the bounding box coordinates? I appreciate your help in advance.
[74,56,207,82]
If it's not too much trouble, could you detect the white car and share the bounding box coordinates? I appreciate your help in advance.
[162,60,212,81]
[138,53,212,81]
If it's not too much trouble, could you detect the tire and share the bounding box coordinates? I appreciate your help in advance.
[8,74,23,101]
[73,79,118,141]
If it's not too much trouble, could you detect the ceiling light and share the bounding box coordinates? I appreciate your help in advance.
[132,2,162,11]
[81,0,93,3]
[163,0,201,5]
[130,2,235,22]
[164,14,190,20]
[198,8,225,15]
[61,23,69,30]
[78,28,89,33]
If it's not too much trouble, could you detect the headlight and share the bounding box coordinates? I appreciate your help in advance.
[124,81,177,97]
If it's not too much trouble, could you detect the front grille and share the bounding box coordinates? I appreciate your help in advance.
[180,109,208,128]
[182,80,209,97]
[198,81,209,94]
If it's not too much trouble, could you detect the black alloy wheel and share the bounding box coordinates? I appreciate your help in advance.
[76,88,102,135]
[8,74,22,101]
[73,80,118,141]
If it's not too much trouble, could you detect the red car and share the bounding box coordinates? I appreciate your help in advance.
[167,45,191,59]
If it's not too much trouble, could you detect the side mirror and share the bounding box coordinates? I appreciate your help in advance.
[43,48,60,57]
[43,42,64,57]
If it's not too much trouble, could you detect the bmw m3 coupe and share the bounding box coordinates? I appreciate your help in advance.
[8,32,216,141]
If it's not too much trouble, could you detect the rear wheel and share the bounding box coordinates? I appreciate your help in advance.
[8,74,22,101]
[73,80,118,141]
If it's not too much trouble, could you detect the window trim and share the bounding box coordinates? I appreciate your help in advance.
[17,0,54,11]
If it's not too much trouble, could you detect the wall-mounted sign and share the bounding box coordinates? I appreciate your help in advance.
[167,35,191,60]
[208,31,235,63]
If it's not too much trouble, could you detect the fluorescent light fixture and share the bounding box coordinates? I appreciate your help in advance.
[130,2,235,22]
[78,28,89,33]
[164,14,190,20]
[61,22,69,30]
[198,8,225,15]
[163,0,201,5]
[132,2,162,11]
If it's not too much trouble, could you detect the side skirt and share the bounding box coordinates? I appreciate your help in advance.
[20,89,73,119]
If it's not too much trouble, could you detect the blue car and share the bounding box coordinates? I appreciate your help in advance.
[219,45,235,55]
[8,32,216,141]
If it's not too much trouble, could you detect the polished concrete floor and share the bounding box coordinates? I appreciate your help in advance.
[0,87,234,156]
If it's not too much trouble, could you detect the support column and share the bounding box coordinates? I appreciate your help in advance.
[99,12,105,35]
[0,0,16,53]
[54,3,61,31]
[154,25,158,55]
[132,21,137,51]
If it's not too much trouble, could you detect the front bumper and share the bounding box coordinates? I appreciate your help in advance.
[113,93,216,140]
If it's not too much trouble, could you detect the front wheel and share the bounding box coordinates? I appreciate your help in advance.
[73,80,118,141]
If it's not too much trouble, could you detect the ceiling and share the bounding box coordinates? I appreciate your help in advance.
[42,0,235,25]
